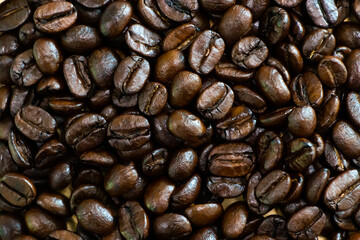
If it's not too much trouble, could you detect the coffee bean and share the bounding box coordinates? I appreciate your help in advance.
[306,0,339,28]
[189,30,225,75]
[36,192,70,216]
[222,202,248,239]
[34,2,77,33]
[288,105,317,138]
[33,38,63,75]
[302,29,336,62]
[207,176,245,198]
[171,174,201,209]
[61,25,101,54]
[8,129,33,168]
[256,131,283,174]
[144,177,175,214]
[47,230,82,240]
[260,7,290,45]
[104,162,138,197]
[332,121,360,158]
[168,148,198,181]
[185,203,223,226]
[156,0,198,22]
[0,0,30,32]
[162,23,200,51]
[138,82,168,116]
[318,56,347,88]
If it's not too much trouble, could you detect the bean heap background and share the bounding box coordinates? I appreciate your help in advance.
[0,0,360,239]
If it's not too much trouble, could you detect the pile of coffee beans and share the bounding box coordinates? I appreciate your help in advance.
[1,0,360,239]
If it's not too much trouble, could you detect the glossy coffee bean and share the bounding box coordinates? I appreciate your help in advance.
[49,162,73,190]
[171,174,201,210]
[302,29,336,62]
[144,177,175,214]
[221,202,248,239]
[207,176,245,198]
[118,201,150,240]
[34,2,78,33]
[260,7,290,45]
[305,168,330,204]
[47,230,82,240]
[287,206,326,240]
[285,138,317,172]
[162,23,200,52]
[0,172,36,207]
[256,131,283,174]
[189,30,225,75]
[168,148,198,181]
[33,38,63,75]
[76,199,115,236]
[8,129,33,168]
[288,105,317,138]
[153,213,192,239]
[61,25,101,54]
[155,49,186,84]
[0,0,31,32]
[185,203,223,226]
[138,82,168,116]
[156,0,198,22]
[318,56,347,88]
[36,192,70,216]
[104,162,138,197]
[345,49,360,91]
[332,121,360,158]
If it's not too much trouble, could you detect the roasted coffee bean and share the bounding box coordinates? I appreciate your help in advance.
[0,143,18,178]
[324,169,360,211]
[345,49,360,91]
[332,121,360,158]
[347,92,360,128]
[0,55,13,84]
[215,59,254,83]
[138,82,168,116]
[256,131,283,174]
[168,148,198,181]
[70,184,108,211]
[63,55,93,99]
[15,105,56,142]
[0,172,36,207]
[196,81,234,120]
[125,24,162,58]
[185,203,223,226]
[215,105,256,141]
[287,206,326,240]
[153,213,192,239]
[162,23,200,51]
[287,105,317,138]
[118,201,150,240]
[89,48,119,88]
[10,49,43,87]
[0,214,25,240]
[190,227,218,240]
[167,109,211,147]
[25,207,65,238]
[171,174,201,209]
[218,5,252,46]
[260,7,290,45]
[137,0,171,31]
[258,107,293,128]
[36,192,70,216]
[233,85,266,113]
[36,76,66,95]
[76,199,115,236]
[104,162,138,197]
[208,143,255,177]
[80,149,116,167]
[0,0,30,32]
[99,1,133,38]
[8,129,33,168]
[257,215,288,240]
[305,168,330,204]
[61,25,101,54]
[221,202,248,239]
[156,0,198,22]
[276,43,303,74]
[65,113,107,152]
[114,55,150,95]
[47,230,82,240]
[306,0,339,28]
[232,36,268,70]
[34,139,67,169]
[318,55,347,88]
[49,161,73,190]
[207,176,245,198]
[34,2,77,33]
[189,30,225,75]
[302,29,336,62]
[19,22,43,47]
[155,49,185,84]
[33,38,63,75]
[0,34,20,56]
[290,72,324,108]
[285,138,317,172]
[255,65,290,106]
[324,141,348,172]
[144,177,175,214]
[255,170,291,205]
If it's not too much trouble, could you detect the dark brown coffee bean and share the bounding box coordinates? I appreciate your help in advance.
[144,177,175,214]
[185,203,223,226]
[15,105,56,142]
[125,24,162,58]
[162,23,200,51]
[290,72,324,108]
[190,227,218,240]
[155,50,186,84]
[76,199,115,236]
[33,38,63,75]
[305,168,330,204]
[36,192,70,216]
[208,143,255,177]
[61,25,101,54]
[63,55,93,99]
[65,113,107,152]
[153,213,192,240]
[255,170,291,205]
[318,56,347,88]
[232,36,268,70]
[114,55,150,95]
[196,81,234,120]
[137,0,171,31]
[276,43,303,74]
[36,76,66,96]
[306,0,338,28]
[10,49,43,87]
[257,215,288,240]
[0,0,30,32]
[324,141,348,172]
[70,184,108,211]
[285,138,316,172]
[288,105,317,138]
[25,207,65,238]
[104,162,138,197]
[189,30,225,75]
[89,48,119,88]
[0,172,36,207]
[76,0,110,8]
[156,0,198,22]
[118,201,149,240]
[138,82,168,116]
[345,49,360,91]
[332,121,360,158]
[34,2,77,33]
[324,169,360,211]
[207,176,245,198]
[171,174,201,210]
[215,59,254,83]
[168,148,198,181]
[259,7,290,45]
[34,139,67,168]
[8,129,33,168]
[287,206,326,240]
[218,5,252,46]
[0,55,13,84]
[99,1,133,38]
[80,149,116,167]
[256,131,283,174]
[49,161,73,190]
[19,22,44,47]
[0,34,19,56]
[233,85,266,113]
[255,65,290,106]
[47,230,82,240]
[302,29,336,62]
[258,107,293,128]
[221,202,248,239]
